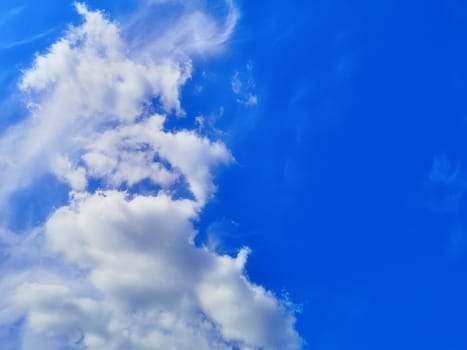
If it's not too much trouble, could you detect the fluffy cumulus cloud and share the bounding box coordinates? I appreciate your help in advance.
[0,2,301,349]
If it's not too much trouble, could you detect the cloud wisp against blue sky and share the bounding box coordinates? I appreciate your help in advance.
[0,5,26,27]
[0,2,301,349]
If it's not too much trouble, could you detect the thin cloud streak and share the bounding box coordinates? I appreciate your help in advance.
[0,27,58,50]
[0,6,26,26]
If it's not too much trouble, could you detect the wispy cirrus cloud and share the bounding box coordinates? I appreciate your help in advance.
[427,154,466,213]
[231,62,258,106]
[0,5,26,27]
[425,154,467,257]
[0,2,301,349]
[0,27,57,50]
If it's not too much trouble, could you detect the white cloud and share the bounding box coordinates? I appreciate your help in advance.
[51,155,87,191]
[232,72,242,94]
[0,2,301,349]
[125,0,239,58]
[1,191,300,349]
[79,114,231,204]
[0,2,192,210]
[231,63,258,106]
[241,94,258,106]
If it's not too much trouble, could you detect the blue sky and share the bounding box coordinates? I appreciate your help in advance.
[1,0,467,349]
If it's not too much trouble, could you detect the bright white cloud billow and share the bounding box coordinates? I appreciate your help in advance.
[0,2,301,349]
